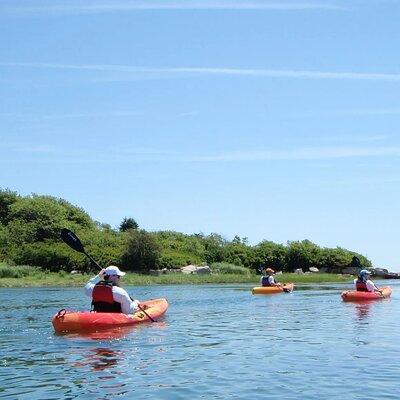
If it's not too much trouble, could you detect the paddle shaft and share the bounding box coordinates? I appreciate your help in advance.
[83,251,102,270]
[130,298,155,322]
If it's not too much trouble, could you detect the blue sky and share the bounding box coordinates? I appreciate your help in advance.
[1,0,400,270]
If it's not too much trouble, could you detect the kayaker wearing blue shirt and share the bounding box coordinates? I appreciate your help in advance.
[354,269,380,293]
[84,265,140,314]
[260,267,283,288]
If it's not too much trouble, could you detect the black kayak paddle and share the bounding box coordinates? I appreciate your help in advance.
[61,228,102,269]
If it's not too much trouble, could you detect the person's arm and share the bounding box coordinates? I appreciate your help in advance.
[84,270,104,297]
[268,276,282,287]
[366,279,379,292]
[113,287,140,314]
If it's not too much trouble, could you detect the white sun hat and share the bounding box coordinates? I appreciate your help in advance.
[104,265,126,276]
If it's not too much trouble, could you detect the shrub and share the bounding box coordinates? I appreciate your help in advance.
[0,263,41,278]
[211,262,250,275]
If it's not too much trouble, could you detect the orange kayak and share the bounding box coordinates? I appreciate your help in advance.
[52,298,168,333]
[252,283,294,295]
[341,287,392,302]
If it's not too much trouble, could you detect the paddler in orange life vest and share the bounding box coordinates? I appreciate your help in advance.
[260,267,284,288]
[84,265,140,314]
[354,269,380,292]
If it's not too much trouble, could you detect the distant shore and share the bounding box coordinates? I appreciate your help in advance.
[0,271,358,288]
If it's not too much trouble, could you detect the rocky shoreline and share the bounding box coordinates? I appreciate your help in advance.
[148,264,400,278]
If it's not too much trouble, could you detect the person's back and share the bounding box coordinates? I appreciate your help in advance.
[85,265,140,314]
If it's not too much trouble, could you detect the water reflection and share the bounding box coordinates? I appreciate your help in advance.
[75,348,122,372]
[354,302,372,321]
[56,321,167,340]
[60,326,135,341]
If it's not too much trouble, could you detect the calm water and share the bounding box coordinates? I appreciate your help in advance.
[1,281,400,399]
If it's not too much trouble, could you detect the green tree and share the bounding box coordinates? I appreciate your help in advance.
[285,240,323,272]
[7,194,94,244]
[153,230,205,268]
[202,233,226,264]
[120,230,161,272]
[119,217,139,232]
[3,194,96,269]
[252,240,287,272]
[223,240,254,268]
[0,188,20,225]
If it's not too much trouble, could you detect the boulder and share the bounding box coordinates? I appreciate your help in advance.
[309,267,319,273]
[195,266,211,274]
[181,264,198,274]
[168,268,182,274]
[150,268,182,275]
[180,264,211,274]
[70,270,81,275]
[341,267,359,275]
[294,268,304,274]
[385,272,400,279]
[371,268,388,277]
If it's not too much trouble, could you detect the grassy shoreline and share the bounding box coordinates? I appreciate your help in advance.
[0,270,357,288]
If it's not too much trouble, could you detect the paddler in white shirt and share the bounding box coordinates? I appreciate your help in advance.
[84,265,141,314]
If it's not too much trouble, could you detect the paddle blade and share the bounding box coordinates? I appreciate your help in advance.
[60,228,85,253]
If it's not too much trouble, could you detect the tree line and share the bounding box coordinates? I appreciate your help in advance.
[0,189,372,273]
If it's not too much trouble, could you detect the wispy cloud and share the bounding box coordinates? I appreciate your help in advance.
[293,108,400,117]
[0,1,348,15]
[329,176,400,186]
[2,62,400,82]
[0,110,198,120]
[3,141,400,163]
[0,142,59,154]
[185,146,400,162]
[302,134,390,144]
[43,111,140,119]
[0,111,139,120]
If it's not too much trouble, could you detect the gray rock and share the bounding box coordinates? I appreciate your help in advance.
[371,268,388,277]
[294,268,304,274]
[180,264,198,274]
[149,269,161,276]
[180,264,211,274]
[195,266,211,275]
[309,267,319,273]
